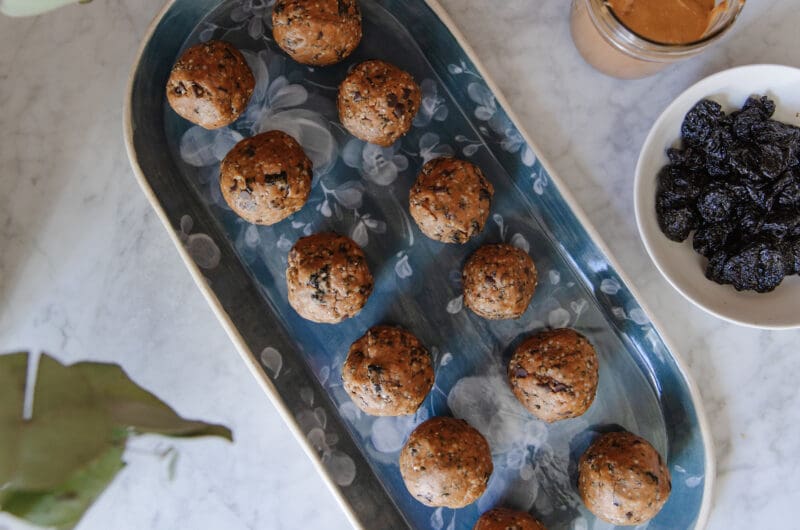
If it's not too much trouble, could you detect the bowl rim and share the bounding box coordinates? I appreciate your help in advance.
[634,63,800,331]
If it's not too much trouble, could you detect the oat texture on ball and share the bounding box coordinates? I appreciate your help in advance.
[399,416,493,508]
[220,130,312,225]
[166,40,254,129]
[463,244,538,319]
[508,328,599,423]
[338,59,421,146]
[473,507,547,530]
[286,232,373,323]
[409,157,494,243]
[578,431,671,526]
[272,0,362,66]
[342,325,434,416]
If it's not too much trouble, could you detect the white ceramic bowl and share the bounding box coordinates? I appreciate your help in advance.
[635,64,800,329]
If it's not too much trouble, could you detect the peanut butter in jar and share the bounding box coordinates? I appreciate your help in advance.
[570,0,745,79]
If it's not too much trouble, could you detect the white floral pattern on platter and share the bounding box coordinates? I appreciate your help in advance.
[674,465,704,489]
[315,179,365,219]
[349,211,387,247]
[260,346,282,378]
[414,79,449,128]
[416,132,455,164]
[449,63,536,170]
[199,0,276,42]
[342,139,409,186]
[179,215,221,270]
[296,384,357,487]
[448,372,587,515]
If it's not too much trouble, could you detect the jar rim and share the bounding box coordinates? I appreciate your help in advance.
[584,0,746,57]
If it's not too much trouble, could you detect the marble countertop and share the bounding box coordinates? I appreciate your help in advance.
[1,0,798,528]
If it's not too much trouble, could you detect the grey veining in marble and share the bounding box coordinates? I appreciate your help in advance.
[0,1,798,529]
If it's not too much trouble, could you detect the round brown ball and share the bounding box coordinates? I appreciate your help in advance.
[463,244,537,320]
[286,232,373,323]
[399,417,493,508]
[508,328,599,423]
[409,157,494,244]
[342,325,434,416]
[473,508,547,530]
[337,60,421,146]
[272,0,362,66]
[220,131,312,225]
[578,431,671,526]
[166,40,255,129]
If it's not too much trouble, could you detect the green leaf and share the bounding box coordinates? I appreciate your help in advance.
[0,353,28,485]
[70,361,232,440]
[1,445,125,530]
[1,352,232,529]
[7,355,117,491]
[13,409,116,491]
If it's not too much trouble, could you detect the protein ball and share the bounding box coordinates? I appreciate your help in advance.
[399,417,493,508]
[473,508,547,530]
[342,325,434,416]
[337,60,421,146]
[578,431,671,526]
[409,157,494,244]
[272,0,362,66]
[166,40,255,129]
[463,244,538,319]
[508,328,599,423]
[220,130,312,225]
[286,232,373,323]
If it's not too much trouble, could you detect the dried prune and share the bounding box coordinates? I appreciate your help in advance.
[657,205,698,242]
[783,239,800,274]
[656,95,800,292]
[658,166,707,203]
[727,144,763,183]
[668,146,706,171]
[697,184,735,223]
[734,204,765,236]
[681,99,724,147]
[693,223,733,258]
[762,209,800,239]
[732,96,775,139]
[773,170,800,207]
[705,240,786,293]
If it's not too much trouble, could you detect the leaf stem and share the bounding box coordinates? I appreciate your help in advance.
[22,351,40,421]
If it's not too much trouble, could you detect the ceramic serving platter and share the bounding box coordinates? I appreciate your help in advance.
[125,1,714,528]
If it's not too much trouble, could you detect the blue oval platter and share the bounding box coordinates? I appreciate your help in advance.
[125,1,714,528]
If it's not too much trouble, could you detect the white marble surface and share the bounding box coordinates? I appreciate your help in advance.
[0,1,798,529]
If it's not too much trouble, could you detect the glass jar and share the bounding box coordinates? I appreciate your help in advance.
[570,0,746,79]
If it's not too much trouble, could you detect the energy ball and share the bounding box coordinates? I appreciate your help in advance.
[473,508,547,530]
[508,328,598,423]
[578,431,671,526]
[286,232,373,323]
[399,417,493,508]
[272,0,362,66]
[220,130,312,225]
[463,244,538,319]
[166,40,254,129]
[342,325,434,416]
[409,157,494,244]
[338,60,421,146]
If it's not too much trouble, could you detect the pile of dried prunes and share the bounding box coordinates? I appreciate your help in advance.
[656,95,800,293]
